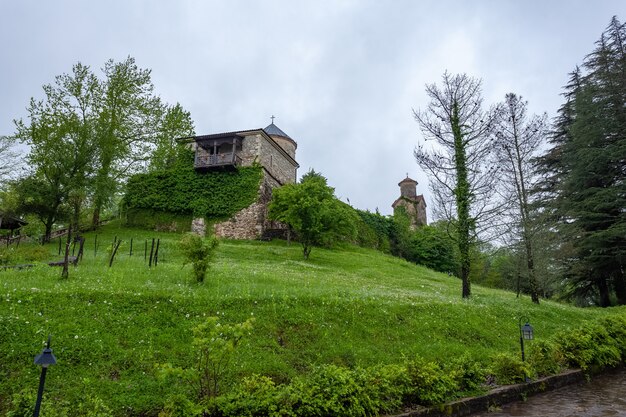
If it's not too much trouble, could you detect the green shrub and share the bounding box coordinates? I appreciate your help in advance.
[0,244,49,265]
[159,317,254,404]
[286,365,375,417]
[489,354,529,385]
[527,340,566,377]
[361,364,411,413]
[159,394,202,417]
[215,365,412,417]
[215,375,287,417]
[405,355,457,405]
[597,315,626,359]
[7,389,70,417]
[75,395,114,417]
[446,354,487,394]
[555,321,621,371]
[354,209,392,252]
[179,233,219,282]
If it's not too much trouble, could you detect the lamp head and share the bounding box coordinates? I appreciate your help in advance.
[34,336,57,368]
[521,322,534,340]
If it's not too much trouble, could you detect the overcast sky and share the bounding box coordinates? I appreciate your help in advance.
[1,1,622,217]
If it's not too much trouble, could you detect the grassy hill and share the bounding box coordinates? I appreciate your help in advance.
[1,222,624,416]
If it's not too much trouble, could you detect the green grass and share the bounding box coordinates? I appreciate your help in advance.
[0,221,623,415]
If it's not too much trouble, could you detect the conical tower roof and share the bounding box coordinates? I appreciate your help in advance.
[264,122,292,140]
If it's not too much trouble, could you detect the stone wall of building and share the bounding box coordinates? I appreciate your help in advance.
[213,200,266,239]
[393,197,427,230]
[184,129,297,240]
[271,136,297,160]
[213,173,281,239]
[239,134,297,185]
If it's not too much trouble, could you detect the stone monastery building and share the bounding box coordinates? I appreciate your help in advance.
[181,121,299,239]
[392,176,427,229]
[182,120,427,239]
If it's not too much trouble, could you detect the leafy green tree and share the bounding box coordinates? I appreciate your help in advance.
[268,170,357,259]
[414,72,500,298]
[13,58,195,238]
[8,175,70,242]
[91,57,194,227]
[149,104,195,171]
[14,62,99,241]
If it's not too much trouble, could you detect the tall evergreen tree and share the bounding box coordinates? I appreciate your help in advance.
[538,17,626,306]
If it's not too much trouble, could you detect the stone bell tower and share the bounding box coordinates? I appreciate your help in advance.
[391,176,427,229]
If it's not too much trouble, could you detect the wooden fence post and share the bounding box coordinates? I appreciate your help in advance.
[154,239,160,266]
[109,240,122,267]
[149,238,155,268]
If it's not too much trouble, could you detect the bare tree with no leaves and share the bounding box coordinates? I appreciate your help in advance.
[494,94,548,304]
[414,72,501,299]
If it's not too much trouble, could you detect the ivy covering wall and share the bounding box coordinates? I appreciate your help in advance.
[122,151,263,224]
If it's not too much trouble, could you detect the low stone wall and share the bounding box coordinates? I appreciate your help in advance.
[388,369,585,417]
[213,201,265,239]
[213,172,279,240]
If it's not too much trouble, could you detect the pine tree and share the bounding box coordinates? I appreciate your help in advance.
[539,17,626,306]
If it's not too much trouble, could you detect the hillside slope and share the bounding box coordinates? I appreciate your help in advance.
[0,223,622,415]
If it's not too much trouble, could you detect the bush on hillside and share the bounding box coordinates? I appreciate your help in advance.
[0,244,49,265]
[445,354,488,393]
[179,233,219,282]
[527,340,566,377]
[159,316,254,408]
[555,320,622,371]
[354,209,393,253]
[489,354,529,385]
[404,355,457,405]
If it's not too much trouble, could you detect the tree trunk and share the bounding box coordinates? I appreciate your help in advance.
[92,205,101,230]
[612,269,626,305]
[452,101,472,298]
[61,224,72,279]
[525,239,540,304]
[43,221,53,244]
[597,274,611,307]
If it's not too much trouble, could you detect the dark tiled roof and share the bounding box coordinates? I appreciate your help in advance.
[264,123,292,139]
[0,212,28,230]
[398,177,418,186]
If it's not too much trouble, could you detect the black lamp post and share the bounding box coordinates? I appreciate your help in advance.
[33,335,57,417]
[519,317,533,362]
[519,318,534,383]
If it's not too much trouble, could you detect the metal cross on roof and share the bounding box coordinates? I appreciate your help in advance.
[271,115,275,124]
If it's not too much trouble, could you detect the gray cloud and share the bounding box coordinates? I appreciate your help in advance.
[1,0,622,217]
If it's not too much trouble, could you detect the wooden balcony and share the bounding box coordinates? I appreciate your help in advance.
[194,152,242,170]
